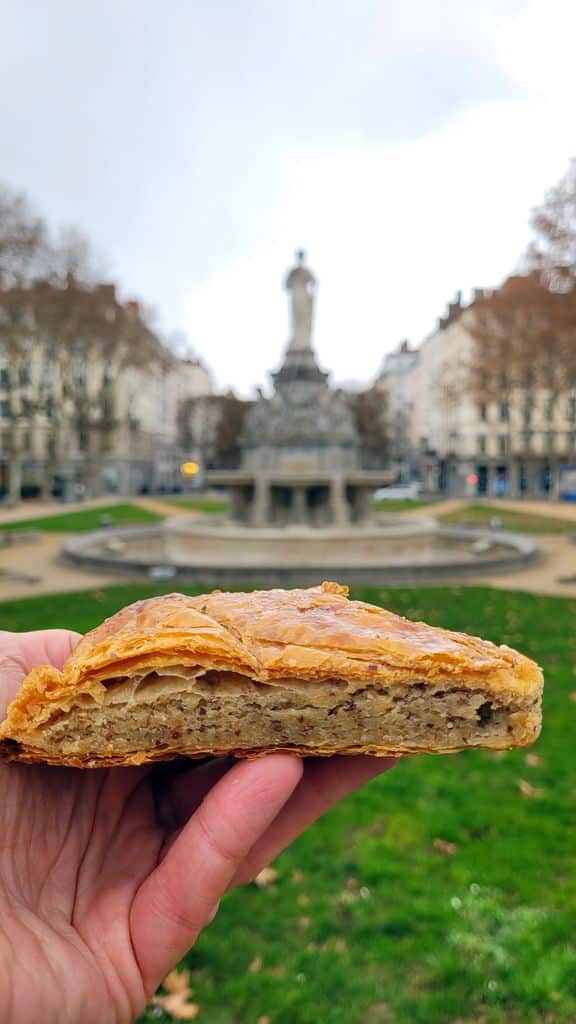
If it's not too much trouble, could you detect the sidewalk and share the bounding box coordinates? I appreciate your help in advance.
[495,498,576,522]
[0,495,193,524]
[0,496,117,524]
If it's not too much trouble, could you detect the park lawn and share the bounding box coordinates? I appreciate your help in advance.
[438,503,576,535]
[373,498,439,513]
[167,496,230,515]
[1,584,574,1023]
[0,503,163,533]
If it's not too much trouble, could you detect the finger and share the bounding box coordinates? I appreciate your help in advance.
[0,629,81,718]
[130,754,303,993]
[155,756,236,829]
[229,754,397,887]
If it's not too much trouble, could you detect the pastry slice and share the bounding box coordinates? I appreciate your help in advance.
[0,582,543,767]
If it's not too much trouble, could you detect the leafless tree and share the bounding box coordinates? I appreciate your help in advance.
[0,184,47,288]
[351,386,389,466]
[526,158,576,290]
[0,188,162,502]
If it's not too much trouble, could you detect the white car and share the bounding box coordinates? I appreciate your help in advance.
[373,483,422,501]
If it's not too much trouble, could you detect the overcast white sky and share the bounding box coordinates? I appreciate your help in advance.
[2,0,576,394]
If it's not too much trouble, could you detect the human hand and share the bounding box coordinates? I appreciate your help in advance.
[0,629,396,1024]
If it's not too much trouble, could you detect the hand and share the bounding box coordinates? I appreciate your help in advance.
[0,630,396,1024]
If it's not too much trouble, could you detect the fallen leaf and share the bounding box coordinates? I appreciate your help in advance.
[570,692,576,701]
[334,938,347,953]
[297,893,310,907]
[162,970,192,995]
[257,1017,271,1024]
[254,867,278,888]
[298,916,311,929]
[154,994,200,1020]
[154,969,200,1020]
[291,869,304,883]
[517,779,544,799]
[248,956,262,974]
[524,753,541,767]
[433,837,458,855]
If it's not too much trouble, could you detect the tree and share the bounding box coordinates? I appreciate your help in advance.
[0,184,47,288]
[0,191,163,502]
[178,393,251,469]
[350,386,389,466]
[467,275,576,402]
[527,158,576,289]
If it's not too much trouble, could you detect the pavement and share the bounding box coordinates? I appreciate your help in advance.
[0,497,576,602]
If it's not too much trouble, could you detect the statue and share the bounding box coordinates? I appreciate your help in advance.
[284,249,316,351]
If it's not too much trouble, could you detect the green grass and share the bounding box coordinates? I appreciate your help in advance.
[438,503,576,535]
[373,498,439,513]
[167,496,230,515]
[0,503,163,533]
[2,584,574,1022]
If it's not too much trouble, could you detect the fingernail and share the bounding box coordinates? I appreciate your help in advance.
[207,900,220,923]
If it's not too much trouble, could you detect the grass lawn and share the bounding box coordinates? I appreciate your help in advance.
[167,496,230,515]
[373,498,439,514]
[1,584,574,1023]
[0,503,163,533]
[438,503,576,535]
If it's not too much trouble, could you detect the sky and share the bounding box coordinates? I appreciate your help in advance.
[2,0,576,395]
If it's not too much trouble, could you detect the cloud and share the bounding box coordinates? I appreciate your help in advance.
[183,1,576,394]
[496,0,576,100]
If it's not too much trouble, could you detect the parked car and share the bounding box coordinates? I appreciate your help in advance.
[373,482,422,501]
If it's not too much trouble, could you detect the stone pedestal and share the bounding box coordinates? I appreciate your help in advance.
[292,486,307,524]
[252,475,270,526]
[330,474,349,526]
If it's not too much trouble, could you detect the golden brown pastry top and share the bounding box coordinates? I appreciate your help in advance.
[16,582,540,713]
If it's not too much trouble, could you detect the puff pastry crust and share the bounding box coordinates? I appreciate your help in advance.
[0,582,543,767]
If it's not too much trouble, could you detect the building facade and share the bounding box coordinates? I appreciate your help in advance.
[375,339,418,471]
[0,292,213,501]
[405,291,576,498]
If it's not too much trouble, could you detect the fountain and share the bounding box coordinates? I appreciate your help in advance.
[63,254,538,585]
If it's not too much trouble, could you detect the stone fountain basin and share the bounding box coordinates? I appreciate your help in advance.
[62,514,539,587]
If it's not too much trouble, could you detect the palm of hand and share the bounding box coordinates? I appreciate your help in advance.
[0,630,394,1024]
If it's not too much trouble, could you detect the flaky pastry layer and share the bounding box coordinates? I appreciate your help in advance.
[0,582,543,766]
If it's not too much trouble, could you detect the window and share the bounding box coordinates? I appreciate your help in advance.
[567,397,576,422]
[499,402,509,422]
[545,398,555,422]
[498,434,508,455]
[478,403,487,422]
[448,431,459,451]
[46,396,54,420]
[477,435,486,454]
[0,399,10,419]
[79,429,90,452]
[523,399,533,424]
[522,430,532,452]
[19,366,30,387]
[0,368,10,390]
[545,431,555,452]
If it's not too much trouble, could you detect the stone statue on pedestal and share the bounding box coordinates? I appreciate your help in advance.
[284,249,316,351]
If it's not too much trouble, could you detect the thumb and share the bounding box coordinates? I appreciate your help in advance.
[130,754,303,994]
[0,629,81,721]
